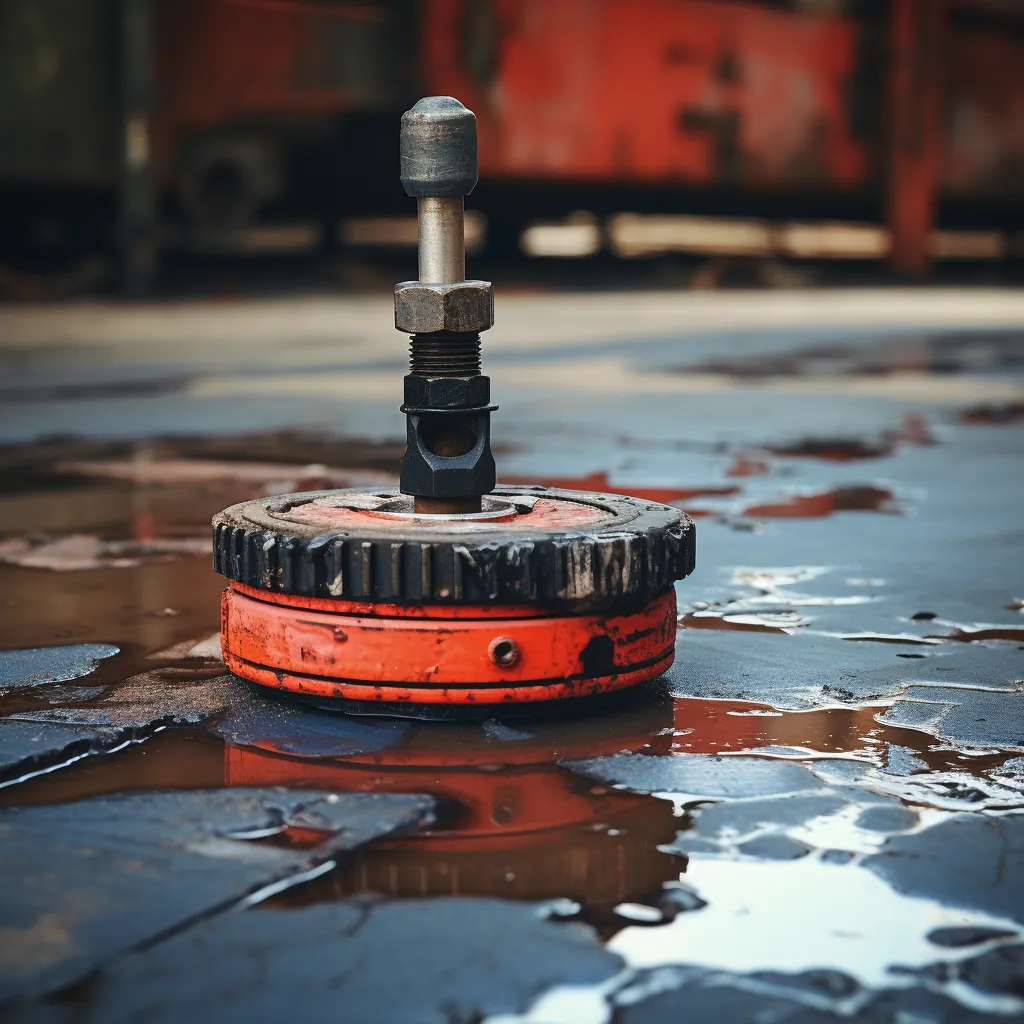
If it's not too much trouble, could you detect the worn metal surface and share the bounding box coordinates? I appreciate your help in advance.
[401,95,479,200]
[220,582,676,702]
[212,486,694,606]
[4,0,1024,205]
[154,0,413,187]
[394,279,494,334]
[425,0,1024,208]
[4,0,1024,298]
[415,196,467,283]
[426,0,872,189]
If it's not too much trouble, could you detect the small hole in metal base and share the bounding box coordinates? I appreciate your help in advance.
[488,637,519,667]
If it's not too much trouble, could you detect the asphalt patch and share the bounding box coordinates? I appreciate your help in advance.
[0,788,434,1004]
[610,964,996,1023]
[0,645,119,691]
[563,752,824,803]
[23,898,620,1024]
[863,813,1024,924]
[209,684,410,758]
[877,684,1024,751]
[667,631,1024,711]
[0,720,136,783]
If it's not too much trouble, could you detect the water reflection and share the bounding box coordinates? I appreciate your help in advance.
[226,689,683,932]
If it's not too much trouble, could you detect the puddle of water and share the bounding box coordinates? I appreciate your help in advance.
[763,414,935,463]
[960,401,1024,425]
[2,431,1023,1019]
[725,453,771,477]
[0,441,1013,810]
[938,623,1024,644]
[5,687,1009,806]
[767,438,892,462]
[0,695,687,934]
[669,697,1021,779]
[0,728,226,806]
[0,557,225,654]
[683,565,877,622]
[608,857,1021,996]
[680,331,1024,380]
[679,611,811,634]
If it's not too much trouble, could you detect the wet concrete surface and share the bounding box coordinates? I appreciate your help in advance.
[27,898,621,1024]
[1,290,1023,1021]
[0,645,118,691]
[0,789,434,1004]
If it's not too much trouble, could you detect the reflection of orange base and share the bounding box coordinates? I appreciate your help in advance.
[221,582,676,705]
[221,680,680,909]
[226,746,681,909]
[226,746,641,844]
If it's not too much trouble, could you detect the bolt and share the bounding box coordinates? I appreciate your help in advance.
[408,332,482,376]
[397,96,495,515]
[401,96,477,284]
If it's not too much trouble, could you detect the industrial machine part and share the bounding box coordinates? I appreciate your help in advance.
[213,97,695,709]
[395,96,495,514]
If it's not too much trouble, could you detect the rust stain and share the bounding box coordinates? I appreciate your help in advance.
[503,471,738,506]
[744,486,898,519]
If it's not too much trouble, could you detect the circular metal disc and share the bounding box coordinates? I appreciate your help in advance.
[213,485,695,611]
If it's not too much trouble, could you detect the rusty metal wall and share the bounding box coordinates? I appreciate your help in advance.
[943,17,1024,200]
[424,0,880,194]
[422,0,1024,208]
[153,0,417,185]
[1,0,1022,241]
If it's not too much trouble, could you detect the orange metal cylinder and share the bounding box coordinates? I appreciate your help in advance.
[221,582,677,704]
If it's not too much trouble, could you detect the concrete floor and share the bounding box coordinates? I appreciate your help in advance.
[1,287,1023,1022]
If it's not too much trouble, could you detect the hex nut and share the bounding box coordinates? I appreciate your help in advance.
[395,280,494,334]
[404,374,491,409]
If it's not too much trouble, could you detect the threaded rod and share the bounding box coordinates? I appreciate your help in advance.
[409,332,482,376]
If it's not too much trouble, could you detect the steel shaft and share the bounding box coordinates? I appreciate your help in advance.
[417,197,465,284]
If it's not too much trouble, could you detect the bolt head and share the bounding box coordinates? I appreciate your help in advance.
[400,96,478,198]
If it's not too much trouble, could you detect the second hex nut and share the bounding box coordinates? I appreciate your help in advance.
[404,375,491,409]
